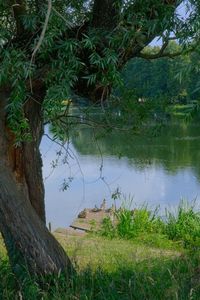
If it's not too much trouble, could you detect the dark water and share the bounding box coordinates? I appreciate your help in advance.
[41,121,200,229]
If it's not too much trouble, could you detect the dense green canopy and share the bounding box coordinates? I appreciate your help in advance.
[0,1,200,141]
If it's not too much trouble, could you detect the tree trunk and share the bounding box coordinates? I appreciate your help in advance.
[23,90,46,222]
[6,101,46,223]
[0,90,74,276]
[0,168,74,276]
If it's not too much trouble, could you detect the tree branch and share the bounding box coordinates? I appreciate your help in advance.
[118,0,182,65]
[138,49,182,60]
[91,0,122,29]
[30,0,52,64]
[27,0,52,92]
[137,39,200,60]
[11,0,26,36]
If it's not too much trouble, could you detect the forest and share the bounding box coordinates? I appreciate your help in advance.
[122,42,200,102]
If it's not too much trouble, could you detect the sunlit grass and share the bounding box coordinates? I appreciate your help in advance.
[55,233,180,272]
[1,200,200,299]
[0,233,200,299]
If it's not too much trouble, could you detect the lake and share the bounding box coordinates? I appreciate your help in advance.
[41,120,200,229]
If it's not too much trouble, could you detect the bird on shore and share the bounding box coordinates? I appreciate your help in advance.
[78,208,87,218]
[100,199,106,211]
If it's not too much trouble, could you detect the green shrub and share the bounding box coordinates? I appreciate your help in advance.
[116,207,162,238]
[100,199,163,240]
[100,217,116,238]
[164,200,200,248]
[99,199,200,249]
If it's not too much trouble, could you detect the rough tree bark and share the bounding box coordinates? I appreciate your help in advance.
[0,168,73,276]
[6,93,46,222]
[0,0,76,278]
[0,89,74,276]
[23,89,46,222]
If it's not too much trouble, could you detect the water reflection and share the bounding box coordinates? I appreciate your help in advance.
[41,122,200,229]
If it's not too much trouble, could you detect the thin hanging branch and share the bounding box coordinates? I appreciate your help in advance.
[30,0,52,64]
[27,0,52,91]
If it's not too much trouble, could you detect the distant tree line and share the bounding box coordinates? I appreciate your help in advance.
[120,42,200,103]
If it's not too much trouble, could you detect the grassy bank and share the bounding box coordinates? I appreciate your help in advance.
[99,200,200,250]
[0,230,200,299]
[1,201,200,299]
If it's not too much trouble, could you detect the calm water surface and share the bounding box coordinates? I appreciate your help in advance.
[41,121,200,229]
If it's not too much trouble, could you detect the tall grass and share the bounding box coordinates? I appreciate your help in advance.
[100,199,200,249]
[1,254,200,299]
[165,200,200,248]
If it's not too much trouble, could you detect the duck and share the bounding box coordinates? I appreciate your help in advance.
[78,208,87,218]
[100,199,106,211]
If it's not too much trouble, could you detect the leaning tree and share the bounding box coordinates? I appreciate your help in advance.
[0,0,199,277]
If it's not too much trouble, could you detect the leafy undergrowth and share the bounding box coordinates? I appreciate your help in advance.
[1,232,200,299]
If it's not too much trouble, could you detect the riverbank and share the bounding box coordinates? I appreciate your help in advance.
[0,229,200,299]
